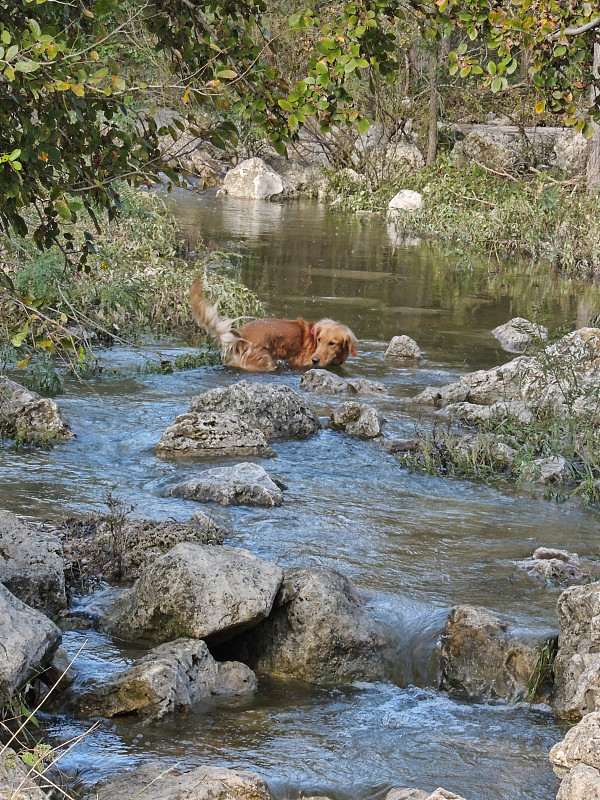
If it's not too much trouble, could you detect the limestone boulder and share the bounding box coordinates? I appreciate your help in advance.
[491,317,548,353]
[330,401,383,437]
[556,765,600,800]
[516,547,597,585]
[171,462,284,507]
[520,456,572,485]
[388,190,423,213]
[385,335,422,361]
[554,131,590,176]
[439,605,547,702]
[300,369,386,396]
[189,381,321,439]
[384,142,425,171]
[0,583,61,692]
[0,511,66,613]
[554,583,600,720]
[439,400,533,426]
[221,157,291,200]
[83,765,275,800]
[550,711,600,779]
[103,542,283,646]
[58,515,227,583]
[220,568,390,684]
[156,411,275,458]
[0,376,74,444]
[77,638,256,721]
[452,130,528,171]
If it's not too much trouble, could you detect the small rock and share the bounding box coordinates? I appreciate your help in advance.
[385,335,422,361]
[385,789,429,800]
[380,437,421,454]
[330,401,383,437]
[300,369,386,396]
[521,456,571,485]
[171,463,283,507]
[0,746,50,800]
[492,317,548,353]
[388,190,423,213]
[516,547,593,584]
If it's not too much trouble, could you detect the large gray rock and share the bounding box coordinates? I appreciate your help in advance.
[439,605,546,702]
[84,765,275,800]
[556,765,600,800]
[156,411,275,458]
[388,190,423,213]
[103,542,283,646]
[0,376,74,444]
[0,746,50,800]
[0,583,61,692]
[78,638,256,721]
[554,583,600,720]
[491,317,548,353]
[521,455,572,485]
[412,328,600,414]
[330,401,383,437]
[550,712,600,779]
[554,131,590,176]
[221,157,290,200]
[189,381,321,439]
[59,515,227,583]
[221,568,390,684]
[171,463,284,507]
[0,511,66,613]
[300,369,386,396]
[452,129,528,171]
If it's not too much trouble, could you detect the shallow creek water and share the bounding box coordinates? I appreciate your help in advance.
[4,193,600,799]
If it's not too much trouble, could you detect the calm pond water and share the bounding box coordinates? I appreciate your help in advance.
[4,192,600,800]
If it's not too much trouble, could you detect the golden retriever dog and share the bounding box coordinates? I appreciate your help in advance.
[189,279,358,372]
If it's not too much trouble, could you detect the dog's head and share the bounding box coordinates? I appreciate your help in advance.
[311,320,358,367]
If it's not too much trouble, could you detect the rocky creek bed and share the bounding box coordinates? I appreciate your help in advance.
[3,201,600,800]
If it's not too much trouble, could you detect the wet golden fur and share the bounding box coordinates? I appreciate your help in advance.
[189,279,358,372]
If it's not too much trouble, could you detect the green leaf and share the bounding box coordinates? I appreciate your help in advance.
[15,60,41,73]
[278,98,293,112]
[216,69,237,79]
[582,121,595,139]
[92,0,119,14]
[357,117,370,134]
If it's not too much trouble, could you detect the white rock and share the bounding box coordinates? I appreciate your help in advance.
[388,190,423,213]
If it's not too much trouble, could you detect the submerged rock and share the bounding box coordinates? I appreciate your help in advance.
[84,765,275,800]
[103,542,283,646]
[300,369,386,395]
[491,317,548,353]
[78,638,256,721]
[0,510,66,613]
[219,567,390,684]
[0,583,61,692]
[516,547,599,585]
[384,335,422,362]
[440,605,547,702]
[554,583,600,720]
[189,381,321,439]
[0,376,74,444]
[330,401,383,437]
[171,462,284,507]
[156,411,275,458]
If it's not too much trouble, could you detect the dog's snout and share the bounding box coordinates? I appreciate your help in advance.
[311,356,320,364]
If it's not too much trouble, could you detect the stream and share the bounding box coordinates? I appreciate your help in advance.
[4,192,600,800]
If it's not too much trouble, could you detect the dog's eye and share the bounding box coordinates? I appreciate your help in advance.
[329,341,335,347]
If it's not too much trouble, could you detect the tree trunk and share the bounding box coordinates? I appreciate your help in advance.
[586,42,600,195]
[426,37,449,167]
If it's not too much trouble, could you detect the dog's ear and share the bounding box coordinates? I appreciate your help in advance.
[347,332,358,357]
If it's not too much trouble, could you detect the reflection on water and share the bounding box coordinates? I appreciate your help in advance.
[5,193,598,800]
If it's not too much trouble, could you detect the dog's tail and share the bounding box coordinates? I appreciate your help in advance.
[189,278,241,349]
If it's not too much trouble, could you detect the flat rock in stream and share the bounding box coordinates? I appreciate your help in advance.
[77,638,257,721]
[171,463,284,507]
[156,411,275,458]
[0,510,66,613]
[0,376,74,444]
[300,369,386,396]
[217,567,390,684]
[102,542,283,646]
[189,381,321,439]
[83,765,275,800]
